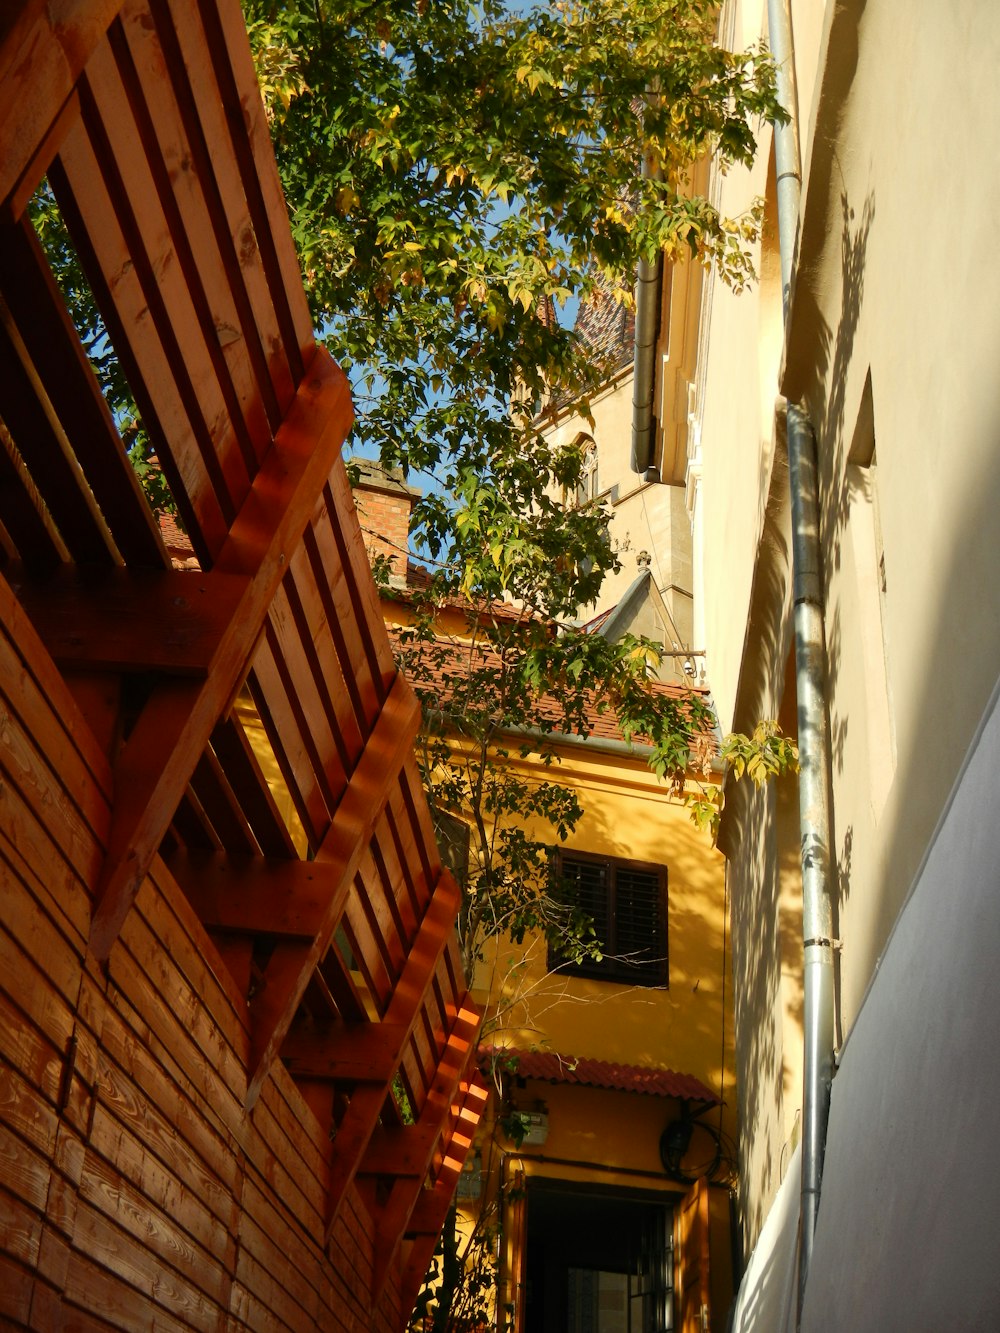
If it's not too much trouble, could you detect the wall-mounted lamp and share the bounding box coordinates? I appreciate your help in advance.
[659,1103,726,1183]
[660,1114,694,1176]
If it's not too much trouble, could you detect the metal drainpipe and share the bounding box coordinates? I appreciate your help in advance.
[631,150,663,478]
[766,0,836,1315]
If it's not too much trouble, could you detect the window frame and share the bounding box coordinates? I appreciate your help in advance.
[551,848,668,987]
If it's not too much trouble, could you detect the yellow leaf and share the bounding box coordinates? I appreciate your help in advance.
[334,186,360,216]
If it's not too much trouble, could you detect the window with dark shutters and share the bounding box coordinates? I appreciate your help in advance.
[552,851,668,986]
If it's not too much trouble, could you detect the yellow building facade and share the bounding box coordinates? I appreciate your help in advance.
[477,741,736,1333]
[354,465,739,1333]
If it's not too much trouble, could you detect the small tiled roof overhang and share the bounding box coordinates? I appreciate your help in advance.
[483,1047,717,1103]
[394,630,713,750]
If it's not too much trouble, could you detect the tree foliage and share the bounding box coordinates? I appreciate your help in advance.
[246,0,780,611]
[685,719,800,840]
[392,586,709,980]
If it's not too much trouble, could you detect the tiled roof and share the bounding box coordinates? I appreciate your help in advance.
[392,630,711,748]
[388,566,531,624]
[483,1046,717,1103]
[575,277,635,373]
[158,512,200,570]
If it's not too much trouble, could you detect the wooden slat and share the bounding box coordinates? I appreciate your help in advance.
[193,0,313,381]
[248,629,329,851]
[341,877,395,1017]
[404,1085,490,1239]
[372,1032,485,1299]
[89,347,353,962]
[7,564,250,674]
[207,715,299,859]
[0,298,118,564]
[188,747,260,855]
[284,541,364,766]
[317,946,369,1026]
[82,31,254,513]
[155,0,295,427]
[305,481,390,731]
[265,580,349,812]
[49,117,229,562]
[119,0,274,464]
[0,417,65,566]
[0,215,167,566]
[323,870,463,1237]
[376,792,422,938]
[246,671,421,1105]
[325,460,397,698]
[169,789,224,853]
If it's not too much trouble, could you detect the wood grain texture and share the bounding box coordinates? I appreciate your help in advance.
[0,4,481,1328]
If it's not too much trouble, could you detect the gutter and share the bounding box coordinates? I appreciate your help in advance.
[766,0,836,1316]
[420,711,725,777]
[631,149,663,479]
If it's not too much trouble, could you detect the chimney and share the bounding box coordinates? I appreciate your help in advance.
[349,458,420,589]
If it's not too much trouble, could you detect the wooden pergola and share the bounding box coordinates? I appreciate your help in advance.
[0,1,485,1326]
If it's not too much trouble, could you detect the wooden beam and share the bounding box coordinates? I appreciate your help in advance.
[88,348,352,963]
[322,870,463,1237]
[405,1090,490,1236]
[280,1021,410,1085]
[398,1076,491,1320]
[7,566,250,674]
[0,0,125,210]
[167,849,339,937]
[360,1123,442,1178]
[245,670,422,1105]
[370,1006,483,1295]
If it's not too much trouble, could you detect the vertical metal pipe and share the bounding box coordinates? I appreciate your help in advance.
[786,401,835,1302]
[631,144,663,477]
[766,0,836,1314]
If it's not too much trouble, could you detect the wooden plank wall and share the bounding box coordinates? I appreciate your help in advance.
[0,587,398,1328]
[0,0,486,1327]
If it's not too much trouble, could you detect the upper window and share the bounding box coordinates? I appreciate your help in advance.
[552,850,668,987]
[575,442,598,508]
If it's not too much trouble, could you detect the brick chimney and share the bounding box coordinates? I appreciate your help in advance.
[349,458,420,589]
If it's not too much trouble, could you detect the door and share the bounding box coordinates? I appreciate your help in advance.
[673,1177,710,1333]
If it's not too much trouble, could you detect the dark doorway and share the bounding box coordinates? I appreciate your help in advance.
[524,1180,675,1333]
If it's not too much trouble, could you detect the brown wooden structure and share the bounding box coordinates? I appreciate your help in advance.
[0,1,487,1326]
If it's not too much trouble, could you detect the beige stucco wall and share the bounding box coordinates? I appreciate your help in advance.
[547,373,695,645]
[545,247,707,646]
[695,0,1000,1276]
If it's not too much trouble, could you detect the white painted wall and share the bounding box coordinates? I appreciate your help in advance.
[801,676,1000,1331]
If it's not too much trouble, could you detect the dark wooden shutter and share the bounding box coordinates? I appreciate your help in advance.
[614,863,667,981]
[565,855,611,948]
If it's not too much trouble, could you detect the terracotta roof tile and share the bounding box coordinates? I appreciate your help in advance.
[392,629,711,748]
[482,1046,716,1102]
[158,512,200,570]
[575,278,634,372]
[394,566,525,620]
